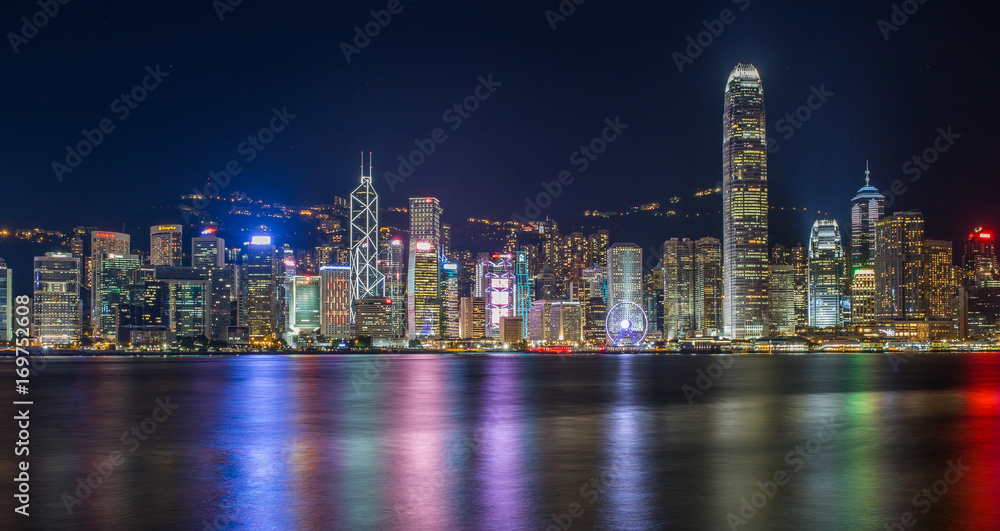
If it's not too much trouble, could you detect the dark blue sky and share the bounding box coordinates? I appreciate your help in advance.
[1,0,996,246]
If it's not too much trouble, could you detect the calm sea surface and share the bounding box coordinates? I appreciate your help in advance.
[1,353,998,530]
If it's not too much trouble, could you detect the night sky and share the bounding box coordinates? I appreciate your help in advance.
[2,0,997,245]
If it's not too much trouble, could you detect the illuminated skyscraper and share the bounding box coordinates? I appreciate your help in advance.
[875,211,925,322]
[808,220,845,329]
[722,63,769,339]
[287,275,321,345]
[350,153,385,319]
[192,233,225,269]
[772,244,808,329]
[319,266,351,340]
[482,253,515,338]
[154,267,210,340]
[0,260,11,342]
[962,227,996,284]
[441,262,460,339]
[408,242,440,340]
[850,268,877,335]
[515,251,532,339]
[663,238,695,340]
[150,225,183,266]
[850,163,885,269]
[695,237,723,334]
[607,243,643,310]
[245,237,278,343]
[89,231,130,326]
[923,240,955,322]
[380,238,406,338]
[409,197,443,249]
[95,253,141,341]
[33,252,81,346]
[768,266,796,335]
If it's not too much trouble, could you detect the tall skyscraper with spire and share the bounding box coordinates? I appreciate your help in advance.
[722,63,769,339]
[850,162,885,270]
[350,152,385,320]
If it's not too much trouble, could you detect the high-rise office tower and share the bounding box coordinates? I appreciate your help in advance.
[206,266,234,340]
[607,243,643,307]
[0,259,12,342]
[154,267,210,339]
[441,263,460,339]
[527,300,553,342]
[663,238,696,340]
[287,275,321,345]
[875,211,925,322]
[548,301,583,342]
[588,230,610,269]
[459,296,486,339]
[150,225,183,266]
[90,231,130,326]
[695,237,723,334]
[515,251,532,339]
[923,240,956,322]
[409,197,443,250]
[962,228,996,284]
[645,264,664,334]
[33,252,81,346]
[581,265,607,342]
[808,220,846,329]
[850,268,877,334]
[350,154,385,319]
[772,244,808,329]
[380,238,406,338]
[850,163,885,269]
[245,237,278,343]
[192,233,225,269]
[722,63,769,339]
[319,266,351,340]
[408,242,440,340]
[482,254,515,338]
[95,253,141,341]
[769,266,796,335]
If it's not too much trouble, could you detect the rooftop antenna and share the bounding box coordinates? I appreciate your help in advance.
[369,151,373,178]
[865,160,871,187]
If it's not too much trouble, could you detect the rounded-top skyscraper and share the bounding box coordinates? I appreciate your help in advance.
[722,64,769,339]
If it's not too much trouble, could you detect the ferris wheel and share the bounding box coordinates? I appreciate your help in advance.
[605,302,648,347]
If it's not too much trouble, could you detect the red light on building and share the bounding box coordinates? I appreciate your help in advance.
[424,198,432,204]
[385,298,392,304]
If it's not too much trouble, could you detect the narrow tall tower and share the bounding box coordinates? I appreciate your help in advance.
[722,64,769,339]
[850,161,885,270]
[350,152,385,320]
